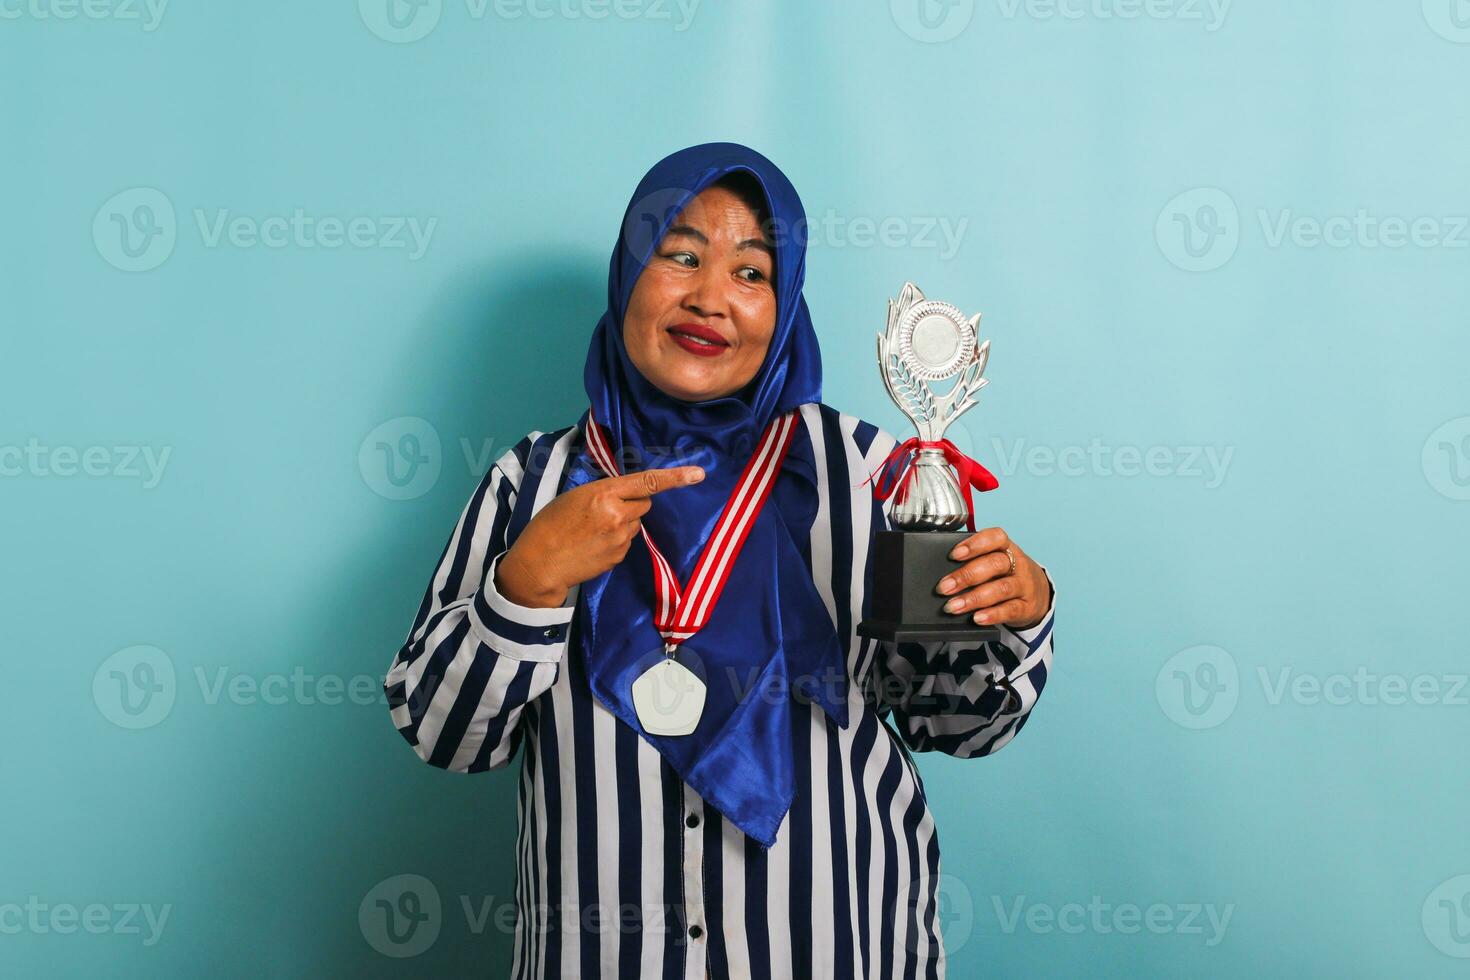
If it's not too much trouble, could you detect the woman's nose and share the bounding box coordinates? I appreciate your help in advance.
[682,266,729,319]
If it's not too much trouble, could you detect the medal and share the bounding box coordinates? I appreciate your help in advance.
[583,409,800,736]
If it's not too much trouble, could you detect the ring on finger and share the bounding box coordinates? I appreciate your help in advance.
[1004,547,1016,577]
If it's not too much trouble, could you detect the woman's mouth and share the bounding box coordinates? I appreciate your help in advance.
[667,323,731,358]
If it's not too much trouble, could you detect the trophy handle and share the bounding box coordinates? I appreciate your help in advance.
[877,333,902,412]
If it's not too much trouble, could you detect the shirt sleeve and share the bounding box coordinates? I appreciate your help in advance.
[384,436,576,773]
[867,484,1055,759]
[875,567,1054,758]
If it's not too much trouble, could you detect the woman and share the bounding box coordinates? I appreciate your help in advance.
[385,143,1055,979]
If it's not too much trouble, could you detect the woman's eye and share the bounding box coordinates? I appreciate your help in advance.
[662,251,697,267]
[737,266,767,283]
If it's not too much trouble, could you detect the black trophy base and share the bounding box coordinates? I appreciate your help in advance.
[857,530,999,643]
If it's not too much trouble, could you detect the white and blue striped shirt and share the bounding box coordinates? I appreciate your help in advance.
[385,403,1055,979]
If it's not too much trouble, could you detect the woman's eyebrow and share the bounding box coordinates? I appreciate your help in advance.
[663,225,772,255]
[663,224,706,243]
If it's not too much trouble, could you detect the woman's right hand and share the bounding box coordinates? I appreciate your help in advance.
[494,465,706,608]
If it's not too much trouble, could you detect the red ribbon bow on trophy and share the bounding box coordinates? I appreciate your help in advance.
[867,437,999,532]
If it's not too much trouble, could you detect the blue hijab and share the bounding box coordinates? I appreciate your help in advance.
[566,143,849,848]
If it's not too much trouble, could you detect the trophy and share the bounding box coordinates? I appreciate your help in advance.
[857,282,1000,642]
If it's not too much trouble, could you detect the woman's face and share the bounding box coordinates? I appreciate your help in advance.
[622,185,777,402]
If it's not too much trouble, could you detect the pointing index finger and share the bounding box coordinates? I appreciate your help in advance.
[611,465,705,499]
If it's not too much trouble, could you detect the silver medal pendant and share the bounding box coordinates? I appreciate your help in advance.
[631,644,706,736]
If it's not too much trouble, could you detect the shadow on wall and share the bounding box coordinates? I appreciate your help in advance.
[200,253,606,977]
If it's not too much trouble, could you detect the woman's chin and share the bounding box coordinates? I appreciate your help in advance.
[647,371,740,403]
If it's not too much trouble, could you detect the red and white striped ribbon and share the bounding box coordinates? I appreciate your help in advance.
[583,409,800,649]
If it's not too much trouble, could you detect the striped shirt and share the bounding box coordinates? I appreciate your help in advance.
[385,403,1055,979]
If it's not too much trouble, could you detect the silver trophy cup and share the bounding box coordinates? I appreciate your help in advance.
[859,282,995,641]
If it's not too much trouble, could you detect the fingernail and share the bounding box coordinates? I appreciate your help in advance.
[688,468,704,482]
[974,611,989,623]
[938,577,956,594]
[944,598,963,613]
[951,545,969,560]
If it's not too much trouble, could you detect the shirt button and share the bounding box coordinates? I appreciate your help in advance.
[686,813,699,828]
[542,626,562,640]
[688,924,703,940]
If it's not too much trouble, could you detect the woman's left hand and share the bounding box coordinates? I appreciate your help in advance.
[935,527,1052,629]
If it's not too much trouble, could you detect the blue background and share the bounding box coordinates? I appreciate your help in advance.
[5,0,1470,975]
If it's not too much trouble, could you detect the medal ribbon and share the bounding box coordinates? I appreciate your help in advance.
[583,409,800,649]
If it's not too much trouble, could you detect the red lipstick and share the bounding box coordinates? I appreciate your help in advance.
[667,322,731,357]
